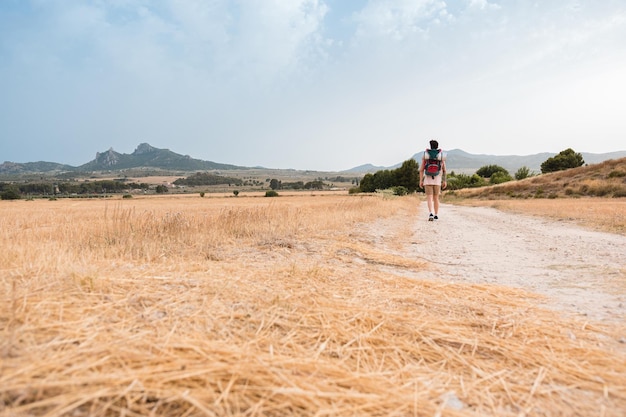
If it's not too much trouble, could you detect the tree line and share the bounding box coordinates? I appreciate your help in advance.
[356,148,585,194]
[0,180,153,199]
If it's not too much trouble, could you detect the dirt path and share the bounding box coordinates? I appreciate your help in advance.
[406,202,626,325]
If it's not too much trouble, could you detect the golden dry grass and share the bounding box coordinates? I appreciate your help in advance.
[1,194,625,416]
[452,157,626,200]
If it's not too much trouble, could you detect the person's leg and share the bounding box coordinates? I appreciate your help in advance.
[433,186,441,218]
[425,186,434,215]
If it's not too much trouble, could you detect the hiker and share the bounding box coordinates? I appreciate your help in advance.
[419,139,447,221]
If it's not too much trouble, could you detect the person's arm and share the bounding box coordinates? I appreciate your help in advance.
[419,158,425,188]
[441,161,447,190]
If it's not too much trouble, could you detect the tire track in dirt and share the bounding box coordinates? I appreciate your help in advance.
[409,202,626,325]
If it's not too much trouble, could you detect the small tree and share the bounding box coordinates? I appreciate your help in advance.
[233,190,239,197]
[394,159,420,192]
[476,165,509,178]
[155,185,168,194]
[490,171,513,184]
[269,179,281,190]
[541,148,584,173]
[515,166,532,180]
[360,170,393,192]
[1,187,21,200]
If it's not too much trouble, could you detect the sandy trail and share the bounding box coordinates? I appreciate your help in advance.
[406,202,626,325]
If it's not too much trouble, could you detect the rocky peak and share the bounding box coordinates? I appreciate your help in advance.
[133,143,156,155]
[95,148,120,167]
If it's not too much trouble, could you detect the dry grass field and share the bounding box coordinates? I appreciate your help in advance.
[1,194,625,416]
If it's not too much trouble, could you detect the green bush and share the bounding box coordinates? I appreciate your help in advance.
[265,190,279,197]
[476,165,509,178]
[1,188,21,200]
[391,186,408,196]
[122,194,133,199]
[446,173,486,190]
[541,148,584,173]
[515,166,532,180]
[490,171,513,185]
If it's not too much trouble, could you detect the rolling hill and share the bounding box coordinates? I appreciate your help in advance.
[452,157,626,199]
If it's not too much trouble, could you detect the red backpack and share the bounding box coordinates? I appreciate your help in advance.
[424,148,443,179]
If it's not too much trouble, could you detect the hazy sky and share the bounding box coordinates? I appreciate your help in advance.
[1,0,625,171]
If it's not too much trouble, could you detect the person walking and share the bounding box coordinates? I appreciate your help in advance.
[419,139,447,221]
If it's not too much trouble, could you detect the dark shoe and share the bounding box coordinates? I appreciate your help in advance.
[433,215,439,220]
[428,213,434,221]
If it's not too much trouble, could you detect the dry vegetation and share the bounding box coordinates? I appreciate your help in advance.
[453,157,626,200]
[448,158,626,235]
[1,194,625,416]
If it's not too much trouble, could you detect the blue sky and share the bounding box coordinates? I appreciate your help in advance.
[1,0,625,171]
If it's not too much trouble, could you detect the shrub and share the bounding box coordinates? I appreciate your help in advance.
[446,173,486,190]
[515,166,532,180]
[476,165,509,178]
[490,171,513,185]
[541,148,584,173]
[200,192,205,197]
[1,188,21,200]
[608,170,626,179]
[391,186,408,196]
[265,190,279,197]
[348,187,361,194]
[588,184,616,197]
[233,190,239,197]
[122,194,133,199]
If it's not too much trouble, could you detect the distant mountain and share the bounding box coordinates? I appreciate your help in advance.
[0,143,246,175]
[373,149,626,175]
[342,163,389,174]
[0,161,76,175]
[78,143,244,171]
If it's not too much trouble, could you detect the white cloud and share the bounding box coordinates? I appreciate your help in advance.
[353,0,450,40]
[467,0,500,11]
